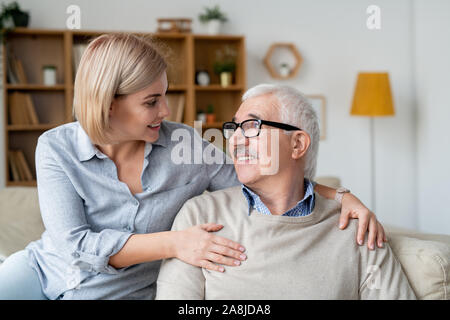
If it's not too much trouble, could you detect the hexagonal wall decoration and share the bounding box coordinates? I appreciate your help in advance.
[263,43,303,79]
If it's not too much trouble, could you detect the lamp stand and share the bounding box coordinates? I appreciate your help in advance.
[369,117,376,213]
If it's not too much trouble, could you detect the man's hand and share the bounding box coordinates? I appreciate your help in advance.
[338,193,387,250]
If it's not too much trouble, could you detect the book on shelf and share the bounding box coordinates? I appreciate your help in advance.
[166,93,185,123]
[24,94,39,124]
[15,150,34,181]
[6,47,19,84]
[14,58,28,83]
[8,92,40,125]
[7,151,20,181]
[6,46,28,84]
[8,150,33,181]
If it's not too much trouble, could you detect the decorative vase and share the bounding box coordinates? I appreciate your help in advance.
[197,112,207,123]
[42,65,57,85]
[195,70,210,86]
[207,19,221,35]
[220,72,232,87]
[279,64,291,77]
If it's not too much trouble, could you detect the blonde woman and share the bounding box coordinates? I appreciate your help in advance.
[0,34,386,300]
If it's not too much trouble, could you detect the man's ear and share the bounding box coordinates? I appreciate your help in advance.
[291,131,311,160]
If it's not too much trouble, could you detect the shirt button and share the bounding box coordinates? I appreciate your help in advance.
[72,252,80,258]
[125,226,132,231]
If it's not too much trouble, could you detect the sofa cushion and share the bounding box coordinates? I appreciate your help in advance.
[387,233,449,300]
[0,187,45,262]
[0,186,449,300]
[386,225,450,246]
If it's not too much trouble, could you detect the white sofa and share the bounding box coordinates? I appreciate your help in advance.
[0,186,449,300]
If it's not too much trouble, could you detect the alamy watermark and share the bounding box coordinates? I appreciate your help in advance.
[66,5,81,30]
[366,265,381,290]
[366,5,381,30]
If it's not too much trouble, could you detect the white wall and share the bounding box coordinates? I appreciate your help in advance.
[1,0,447,234]
[414,0,450,234]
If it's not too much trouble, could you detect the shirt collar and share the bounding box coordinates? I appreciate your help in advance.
[241,178,315,216]
[76,122,104,162]
[76,121,168,162]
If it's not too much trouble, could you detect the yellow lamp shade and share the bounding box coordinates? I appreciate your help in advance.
[351,72,395,117]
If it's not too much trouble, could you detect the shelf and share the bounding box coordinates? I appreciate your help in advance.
[7,28,64,36]
[202,122,224,129]
[3,28,246,187]
[7,124,60,131]
[168,85,187,91]
[69,84,187,92]
[195,85,244,91]
[263,42,303,79]
[71,30,188,40]
[194,34,244,41]
[7,180,37,187]
[6,84,66,91]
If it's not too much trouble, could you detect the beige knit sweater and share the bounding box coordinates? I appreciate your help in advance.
[156,186,416,300]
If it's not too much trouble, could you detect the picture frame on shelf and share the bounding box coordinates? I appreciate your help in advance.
[306,95,326,140]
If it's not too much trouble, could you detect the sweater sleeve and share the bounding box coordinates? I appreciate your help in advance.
[156,200,206,300]
[358,241,417,300]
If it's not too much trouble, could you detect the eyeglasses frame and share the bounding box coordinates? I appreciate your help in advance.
[222,119,302,139]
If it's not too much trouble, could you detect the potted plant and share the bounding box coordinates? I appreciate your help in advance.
[279,62,291,77]
[0,1,29,29]
[0,1,29,42]
[213,45,237,87]
[206,104,216,123]
[198,5,228,35]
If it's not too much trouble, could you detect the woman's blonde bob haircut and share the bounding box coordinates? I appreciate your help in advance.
[73,33,167,145]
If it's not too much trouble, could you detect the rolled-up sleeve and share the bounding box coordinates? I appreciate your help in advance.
[35,136,133,274]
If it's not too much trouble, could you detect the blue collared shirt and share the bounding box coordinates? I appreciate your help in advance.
[25,120,239,300]
[241,179,315,217]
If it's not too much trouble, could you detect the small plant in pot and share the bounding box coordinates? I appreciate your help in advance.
[0,1,29,41]
[198,5,228,35]
[213,45,237,87]
[0,1,29,28]
[279,62,291,77]
[206,104,216,123]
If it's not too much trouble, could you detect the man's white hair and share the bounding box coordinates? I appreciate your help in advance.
[242,84,320,179]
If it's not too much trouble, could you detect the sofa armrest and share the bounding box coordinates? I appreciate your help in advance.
[386,226,450,300]
[0,187,45,262]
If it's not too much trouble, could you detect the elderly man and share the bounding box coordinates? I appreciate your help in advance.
[155,84,416,299]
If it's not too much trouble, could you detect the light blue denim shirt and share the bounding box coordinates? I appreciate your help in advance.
[241,179,315,217]
[25,120,239,300]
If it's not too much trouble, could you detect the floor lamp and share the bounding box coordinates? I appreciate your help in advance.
[350,72,395,213]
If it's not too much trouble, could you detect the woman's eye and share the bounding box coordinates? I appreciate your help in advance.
[145,100,158,107]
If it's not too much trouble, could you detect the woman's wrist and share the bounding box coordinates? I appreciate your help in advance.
[314,183,337,200]
[165,230,179,259]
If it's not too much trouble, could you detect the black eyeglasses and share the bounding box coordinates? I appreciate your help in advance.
[222,119,302,139]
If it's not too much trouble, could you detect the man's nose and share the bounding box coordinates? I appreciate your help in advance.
[230,127,248,147]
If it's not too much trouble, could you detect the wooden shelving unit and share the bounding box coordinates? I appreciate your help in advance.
[3,28,246,186]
